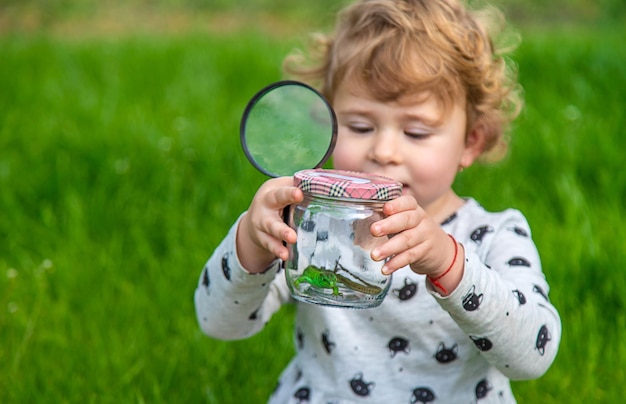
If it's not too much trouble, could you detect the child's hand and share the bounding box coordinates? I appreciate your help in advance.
[370,195,464,294]
[236,177,304,273]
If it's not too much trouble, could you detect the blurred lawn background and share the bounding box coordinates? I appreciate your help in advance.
[1,0,625,402]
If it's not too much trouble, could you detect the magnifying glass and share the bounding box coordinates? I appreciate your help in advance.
[240,80,337,177]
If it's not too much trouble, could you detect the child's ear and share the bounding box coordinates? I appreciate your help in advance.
[460,123,486,168]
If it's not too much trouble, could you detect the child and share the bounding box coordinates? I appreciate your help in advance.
[195,0,561,402]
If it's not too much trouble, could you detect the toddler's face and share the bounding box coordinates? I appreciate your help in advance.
[331,83,479,215]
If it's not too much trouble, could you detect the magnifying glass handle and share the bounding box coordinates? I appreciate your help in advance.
[280,205,291,270]
[282,205,291,226]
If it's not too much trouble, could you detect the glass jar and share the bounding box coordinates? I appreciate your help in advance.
[285,169,403,309]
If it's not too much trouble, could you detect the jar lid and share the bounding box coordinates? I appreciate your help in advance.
[294,169,402,201]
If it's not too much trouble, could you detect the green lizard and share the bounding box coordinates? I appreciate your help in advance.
[293,261,383,296]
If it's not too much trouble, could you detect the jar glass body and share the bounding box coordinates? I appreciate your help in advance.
[285,192,392,308]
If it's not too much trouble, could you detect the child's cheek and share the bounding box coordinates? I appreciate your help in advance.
[330,148,349,170]
[331,143,359,171]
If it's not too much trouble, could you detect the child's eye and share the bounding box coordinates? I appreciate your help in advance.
[404,131,430,139]
[348,124,373,134]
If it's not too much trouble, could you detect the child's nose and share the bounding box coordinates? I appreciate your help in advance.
[369,131,401,165]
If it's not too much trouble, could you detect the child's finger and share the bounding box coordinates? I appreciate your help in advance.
[371,209,422,238]
[263,177,303,209]
[381,252,418,274]
[265,217,297,244]
[265,235,291,261]
[382,194,418,216]
[371,226,427,262]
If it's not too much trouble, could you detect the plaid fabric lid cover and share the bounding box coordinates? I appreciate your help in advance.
[294,169,402,201]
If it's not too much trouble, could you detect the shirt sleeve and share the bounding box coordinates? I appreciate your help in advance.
[430,209,562,380]
[194,214,292,340]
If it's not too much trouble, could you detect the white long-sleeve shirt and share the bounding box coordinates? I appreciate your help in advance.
[195,198,561,403]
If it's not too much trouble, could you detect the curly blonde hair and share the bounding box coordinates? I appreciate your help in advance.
[283,0,523,161]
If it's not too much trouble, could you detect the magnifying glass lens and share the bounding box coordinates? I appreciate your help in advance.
[240,81,337,177]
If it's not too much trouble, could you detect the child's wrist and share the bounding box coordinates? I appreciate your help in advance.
[427,234,459,295]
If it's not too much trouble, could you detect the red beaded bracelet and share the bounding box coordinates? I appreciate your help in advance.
[428,234,458,295]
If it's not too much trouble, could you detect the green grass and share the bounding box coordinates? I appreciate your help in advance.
[1,22,625,403]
